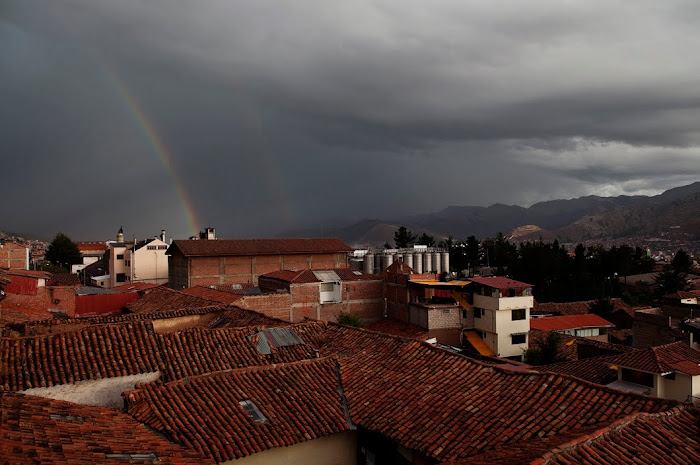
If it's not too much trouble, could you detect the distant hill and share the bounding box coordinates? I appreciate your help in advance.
[281,182,700,246]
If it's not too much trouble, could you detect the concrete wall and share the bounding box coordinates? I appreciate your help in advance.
[130,239,169,285]
[109,245,128,288]
[660,373,694,402]
[224,430,356,465]
[22,372,160,409]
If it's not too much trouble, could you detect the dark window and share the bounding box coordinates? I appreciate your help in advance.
[662,372,676,381]
[116,254,124,260]
[158,245,168,250]
[462,309,467,319]
[621,368,654,387]
[512,309,526,320]
[442,309,451,314]
[474,308,483,318]
[116,273,126,283]
[511,334,526,344]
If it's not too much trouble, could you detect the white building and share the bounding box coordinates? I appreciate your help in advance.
[470,276,534,361]
[107,227,169,288]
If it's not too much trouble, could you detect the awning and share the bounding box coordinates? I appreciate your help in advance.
[464,330,494,356]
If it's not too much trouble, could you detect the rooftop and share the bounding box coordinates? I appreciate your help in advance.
[168,237,353,257]
[529,314,615,332]
[180,285,244,304]
[125,358,353,463]
[0,392,213,464]
[469,276,532,289]
[125,286,220,313]
[261,268,378,284]
[607,341,700,376]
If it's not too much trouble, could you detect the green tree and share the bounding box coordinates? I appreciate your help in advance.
[654,269,689,298]
[524,331,562,365]
[45,233,81,272]
[336,311,362,327]
[671,249,692,273]
[394,226,417,248]
[418,233,435,247]
[589,297,614,319]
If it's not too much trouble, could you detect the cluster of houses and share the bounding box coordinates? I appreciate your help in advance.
[1,229,700,463]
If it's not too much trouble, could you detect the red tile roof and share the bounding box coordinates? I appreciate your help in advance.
[1,392,213,464]
[298,323,678,462]
[125,286,220,313]
[180,285,244,304]
[3,268,52,280]
[529,314,615,332]
[124,358,353,463]
[168,238,353,257]
[156,325,318,382]
[362,318,431,340]
[49,273,81,286]
[469,276,532,289]
[529,329,634,363]
[608,341,700,375]
[443,406,700,465]
[75,241,108,251]
[0,321,162,391]
[535,356,621,385]
[533,298,633,317]
[204,306,289,329]
[664,290,698,299]
[261,268,379,284]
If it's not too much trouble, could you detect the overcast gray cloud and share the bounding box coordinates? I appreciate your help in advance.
[2,0,699,240]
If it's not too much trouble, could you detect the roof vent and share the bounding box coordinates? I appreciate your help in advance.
[239,399,267,422]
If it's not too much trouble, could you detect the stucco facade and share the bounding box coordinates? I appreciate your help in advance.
[224,431,356,465]
[473,292,533,359]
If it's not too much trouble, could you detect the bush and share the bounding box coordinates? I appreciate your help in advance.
[336,311,363,327]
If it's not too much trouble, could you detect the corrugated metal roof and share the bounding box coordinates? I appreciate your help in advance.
[252,327,306,355]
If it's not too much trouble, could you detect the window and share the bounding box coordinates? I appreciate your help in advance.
[116,273,126,283]
[116,254,124,260]
[511,334,527,344]
[511,309,526,320]
[239,399,267,422]
[474,307,483,318]
[319,282,342,303]
[147,245,156,250]
[442,308,451,314]
[158,245,168,250]
[462,309,467,319]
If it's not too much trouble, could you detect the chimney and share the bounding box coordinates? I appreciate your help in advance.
[161,229,166,242]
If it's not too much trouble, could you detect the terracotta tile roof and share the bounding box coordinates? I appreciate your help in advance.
[469,276,532,289]
[664,290,698,299]
[1,392,213,464]
[535,356,621,385]
[528,329,633,363]
[530,314,614,332]
[156,324,318,382]
[0,321,162,391]
[261,268,378,283]
[111,282,160,292]
[533,298,633,317]
[607,341,700,375]
[124,358,353,463]
[308,324,677,462]
[49,273,81,286]
[181,285,244,304]
[362,318,431,340]
[0,267,10,285]
[4,269,52,280]
[442,406,700,465]
[125,286,220,313]
[75,241,108,251]
[205,306,289,329]
[168,238,353,257]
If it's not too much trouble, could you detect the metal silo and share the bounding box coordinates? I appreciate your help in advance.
[405,252,414,269]
[423,253,431,273]
[364,253,374,274]
[442,252,450,274]
[433,252,442,274]
[414,253,423,273]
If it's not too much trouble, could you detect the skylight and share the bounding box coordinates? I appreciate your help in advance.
[239,399,267,422]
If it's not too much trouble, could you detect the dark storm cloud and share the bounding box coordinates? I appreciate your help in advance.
[2,0,700,240]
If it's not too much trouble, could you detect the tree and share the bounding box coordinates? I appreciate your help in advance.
[671,249,692,273]
[654,269,689,298]
[589,297,614,319]
[45,233,81,272]
[418,233,435,247]
[524,331,562,365]
[336,311,362,327]
[394,226,417,248]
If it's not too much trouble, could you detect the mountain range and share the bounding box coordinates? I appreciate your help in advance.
[283,182,700,246]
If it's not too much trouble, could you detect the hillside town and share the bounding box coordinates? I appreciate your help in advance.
[1,226,699,464]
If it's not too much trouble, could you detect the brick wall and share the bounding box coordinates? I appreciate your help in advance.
[0,242,28,269]
[236,293,294,322]
[287,280,385,324]
[182,252,349,287]
[0,286,76,319]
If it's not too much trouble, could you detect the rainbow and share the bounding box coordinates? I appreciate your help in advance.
[49,5,201,237]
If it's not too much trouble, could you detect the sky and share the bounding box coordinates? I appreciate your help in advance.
[2,0,700,241]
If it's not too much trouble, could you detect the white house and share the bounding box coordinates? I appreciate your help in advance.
[108,227,169,288]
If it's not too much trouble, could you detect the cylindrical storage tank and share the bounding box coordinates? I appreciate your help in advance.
[374,253,382,274]
[405,252,414,269]
[414,253,423,273]
[382,253,394,270]
[363,253,375,274]
[442,252,450,274]
[433,252,441,274]
[396,253,404,265]
[422,253,431,273]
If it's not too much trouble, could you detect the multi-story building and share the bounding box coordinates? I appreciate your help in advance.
[107,227,169,288]
[166,229,352,289]
[470,276,534,360]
